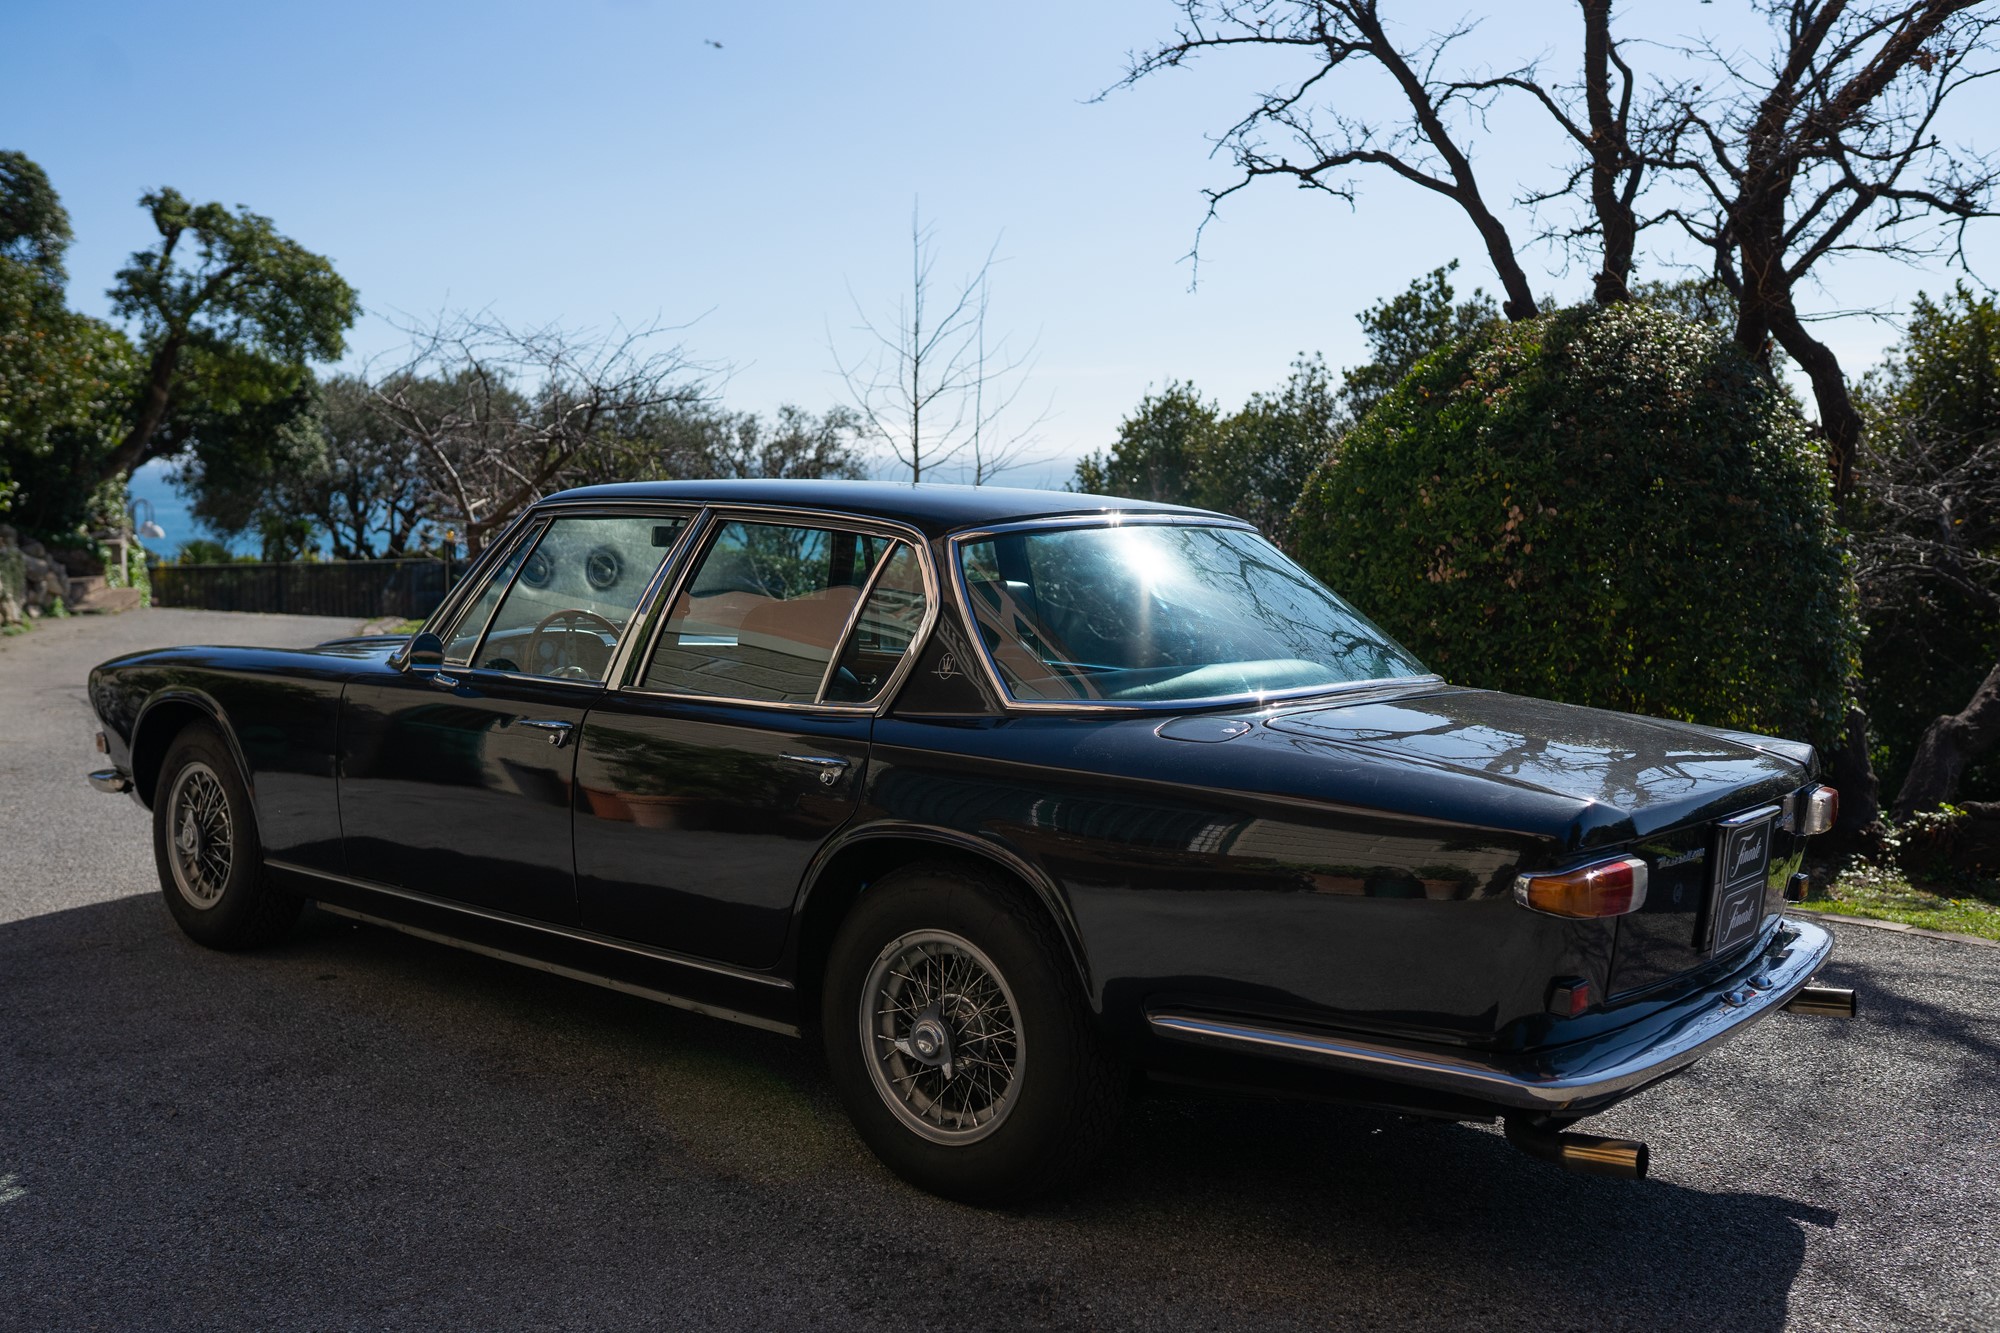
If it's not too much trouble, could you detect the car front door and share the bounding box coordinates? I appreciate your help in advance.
[339,508,693,923]
[573,513,932,968]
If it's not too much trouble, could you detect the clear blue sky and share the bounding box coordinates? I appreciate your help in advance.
[7,1,1996,549]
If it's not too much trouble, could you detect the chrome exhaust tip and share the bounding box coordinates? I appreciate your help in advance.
[1783,984,1856,1018]
[1505,1118,1650,1180]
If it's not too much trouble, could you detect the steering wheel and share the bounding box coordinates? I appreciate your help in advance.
[526,609,621,679]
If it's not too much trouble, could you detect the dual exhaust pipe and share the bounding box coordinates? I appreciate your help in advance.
[1505,1118,1651,1180]
[1507,978,1856,1181]
[1783,983,1857,1017]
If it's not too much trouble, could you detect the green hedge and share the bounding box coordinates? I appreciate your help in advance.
[1291,302,1856,746]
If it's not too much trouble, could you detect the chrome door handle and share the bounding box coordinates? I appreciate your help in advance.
[517,719,575,747]
[780,753,850,786]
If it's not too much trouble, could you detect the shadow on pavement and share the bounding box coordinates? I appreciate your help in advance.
[0,892,1826,1332]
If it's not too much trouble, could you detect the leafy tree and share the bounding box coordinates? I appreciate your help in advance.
[177,374,431,559]
[1074,267,1495,543]
[0,153,137,532]
[172,538,241,564]
[1073,381,1221,505]
[0,151,72,283]
[1292,302,1856,748]
[706,404,871,480]
[1855,285,2000,812]
[1340,264,1497,417]
[1197,356,1341,547]
[101,188,358,485]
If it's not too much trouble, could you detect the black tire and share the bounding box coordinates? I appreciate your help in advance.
[822,860,1123,1204]
[151,721,300,950]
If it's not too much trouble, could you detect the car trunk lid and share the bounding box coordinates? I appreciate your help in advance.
[1263,687,1808,849]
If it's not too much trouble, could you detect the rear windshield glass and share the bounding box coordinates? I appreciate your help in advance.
[959,523,1428,704]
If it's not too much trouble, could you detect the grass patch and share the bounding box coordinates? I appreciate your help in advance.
[1796,862,2000,942]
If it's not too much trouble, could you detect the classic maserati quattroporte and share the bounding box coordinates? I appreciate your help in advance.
[87,480,1853,1201]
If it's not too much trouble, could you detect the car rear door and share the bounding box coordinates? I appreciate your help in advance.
[573,510,933,968]
[338,507,694,924]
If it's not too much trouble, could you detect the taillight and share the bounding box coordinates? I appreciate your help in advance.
[1513,856,1649,919]
[1789,784,1838,837]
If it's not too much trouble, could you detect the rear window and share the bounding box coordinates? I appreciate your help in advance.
[959,523,1427,704]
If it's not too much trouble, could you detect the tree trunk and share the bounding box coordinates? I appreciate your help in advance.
[1827,703,1880,841]
[1765,302,1864,506]
[1894,660,2000,820]
[96,335,184,485]
[1580,0,1634,304]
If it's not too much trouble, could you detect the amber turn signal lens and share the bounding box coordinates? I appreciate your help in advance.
[1795,784,1838,837]
[1513,856,1649,919]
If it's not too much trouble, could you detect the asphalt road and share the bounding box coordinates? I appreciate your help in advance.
[2,610,1996,1332]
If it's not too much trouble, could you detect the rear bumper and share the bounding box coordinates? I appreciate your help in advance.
[1147,917,1833,1114]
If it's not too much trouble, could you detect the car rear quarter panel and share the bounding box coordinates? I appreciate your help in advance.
[861,715,1607,1053]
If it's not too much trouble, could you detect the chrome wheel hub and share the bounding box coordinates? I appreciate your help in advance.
[906,1015,952,1066]
[861,929,1023,1145]
[165,761,233,910]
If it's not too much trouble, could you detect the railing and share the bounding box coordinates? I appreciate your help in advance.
[149,558,465,620]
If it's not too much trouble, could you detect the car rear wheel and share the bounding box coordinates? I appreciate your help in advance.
[822,861,1123,1203]
[152,722,300,950]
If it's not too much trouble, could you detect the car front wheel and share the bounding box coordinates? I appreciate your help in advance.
[822,861,1123,1203]
[152,721,300,950]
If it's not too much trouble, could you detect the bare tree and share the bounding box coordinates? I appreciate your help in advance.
[371,313,711,551]
[1110,1,1546,317]
[831,206,1046,482]
[1648,0,2000,505]
[1116,1,2000,839]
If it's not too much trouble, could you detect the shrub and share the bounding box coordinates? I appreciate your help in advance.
[1291,302,1856,747]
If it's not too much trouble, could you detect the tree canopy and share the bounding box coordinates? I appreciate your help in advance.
[1291,301,1857,748]
[101,187,358,485]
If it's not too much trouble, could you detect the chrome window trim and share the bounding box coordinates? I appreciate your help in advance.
[460,504,702,683]
[945,516,1440,716]
[445,517,551,669]
[414,508,541,651]
[618,504,943,718]
[599,507,704,687]
[813,537,903,705]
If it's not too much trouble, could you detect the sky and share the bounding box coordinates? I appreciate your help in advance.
[6,0,1997,553]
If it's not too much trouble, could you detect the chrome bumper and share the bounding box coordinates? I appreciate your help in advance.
[87,769,133,795]
[1147,917,1835,1113]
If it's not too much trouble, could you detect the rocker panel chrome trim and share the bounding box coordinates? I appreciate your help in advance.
[267,858,796,994]
[314,901,799,1036]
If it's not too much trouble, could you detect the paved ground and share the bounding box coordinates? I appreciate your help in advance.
[2,610,1996,1332]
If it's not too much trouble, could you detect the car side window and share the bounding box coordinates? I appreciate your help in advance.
[442,528,541,667]
[469,514,687,681]
[643,521,902,705]
[825,543,927,704]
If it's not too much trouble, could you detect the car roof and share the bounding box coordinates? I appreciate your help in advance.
[542,478,1233,538]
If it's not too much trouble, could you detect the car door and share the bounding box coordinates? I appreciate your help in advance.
[573,513,933,968]
[339,507,694,923]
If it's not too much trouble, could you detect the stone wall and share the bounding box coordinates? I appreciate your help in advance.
[0,524,98,626]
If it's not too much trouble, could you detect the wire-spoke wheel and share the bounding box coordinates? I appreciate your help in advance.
[152,721,301,950]
[823,860,1123,1204]
[165,761,234,909]
[862,929,1023,1145]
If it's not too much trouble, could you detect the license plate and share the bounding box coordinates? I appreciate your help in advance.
[1707,806,1778,954]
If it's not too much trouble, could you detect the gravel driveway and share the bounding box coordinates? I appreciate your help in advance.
[2,610,1995,1332]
